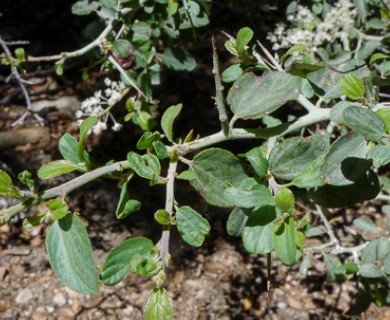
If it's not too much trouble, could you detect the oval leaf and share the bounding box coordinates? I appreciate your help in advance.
[227,71,300,121]
[191,148,249,207]
[143,288,175,320]
[223,183,274,208]
[269,135,330,181]
[343,106,385,141]
[46,213,99,294]
[46,199,68,220]
[176,206,210,247]
[242,206,276,254]
[367,145,390,168]
[236,27,253,56]
[116,180,141,219]
[353,217,378,235]
[273,216,297,265]
[339,74,366,100]
[101,237,154,285]
[227,207,250,237]
[321,131,369,186]
[38,160,82,180]
[161,104,183,141]
[127,152,161,180]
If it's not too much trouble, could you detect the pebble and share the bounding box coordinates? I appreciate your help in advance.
[53,292,67,306]
[287,295,303,310]
[15,288,34,304]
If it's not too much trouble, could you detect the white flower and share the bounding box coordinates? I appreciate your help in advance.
[267,0,357,51]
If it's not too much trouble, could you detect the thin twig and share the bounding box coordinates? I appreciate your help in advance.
[160,160,178,269]
[108,55,148,100]
[27,22,113,62]
[256,40,283,72]
[0,36,45,126]
[212,36,229,136]
[315,205,340,246]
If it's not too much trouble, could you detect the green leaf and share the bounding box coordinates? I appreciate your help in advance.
[131,22,152,43]
[362,240,378,264]
[360,264,386,279]
[23,213,46,231]
[288,61,324,78]
[101,237,154,285]
[227,72,300,121]
[280,44,307,64]
[116,181,141,220]
[78,116,98,163]
[59,133,91,164]
[269,135,330,181]
[46,213,99,294]
[307,59,369,100]
[291,155,326,188]
[353,217,378,234]
[321,131,369,186]
[377,237,390,260]
[380,8,390,20]
[72,0,99,15]
[376,109,390,133]
[225,38,237,56]
[46,199,68,220]
[130,253,157,277]
[153,141,169,160]
[176,206,210,247]
[273,216,297,265]
[38,160,82,180]
[191,148,249,207]
[155,209,171,225]
[137,132,161,150]
[100,0,118,9]
[18,170,34,189]
[162,47,196,71]
[127,152,161,180]
[309,170,380,208]
[55,63,64,76]
[369,53,389,66]
[368,145,390,168]
[161,104,183,141]
[244,147,268,179]
[223,183,274,208]
[178,0,209,29]
[111,39,132,59]
[222,64,243,83]
[235,27,253,56]
[167,0,179,15]
[339,74,366,100]
[299,255,312,276]
[242,206,276,253]
[143,288,175,320]
[0,170,21,197]
[323,254,342,281]
[227,207,250,237]
[176,170,195,180]
[330,101,360,123]
[275,187,294,212]
[343,106,385,141]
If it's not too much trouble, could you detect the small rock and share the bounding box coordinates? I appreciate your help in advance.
[56,307,75,319]
[242,298,253,310]
[53,292,66,306]
[0,266,7,281]
[287,295,303,310]
[15,288,34,304]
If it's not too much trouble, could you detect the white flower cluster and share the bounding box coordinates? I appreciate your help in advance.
[267,0,357,51]
[76,78,126,135]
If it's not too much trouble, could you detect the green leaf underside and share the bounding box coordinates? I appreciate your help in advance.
[59,133,91,164]
[309,170,380,207]
[191,148,249,207]
[38,160,82,180]
[245,147,269,178]
[46,213,99,294]
[236,27,253,56]
[368,145,390,167]
[330,101,360,123]
[227,207,250,237]
[343,106,385,141]
[269,135,330,181]
[143,288,175,320]
[353,218,378,234]
[176,206,210,247]
[227,71,300,121]
[116,181,141,219]
[101,237,154,285]
[376,109,390,133]
[127,152,161,180]
[242,206,277,254]
[273,216,297,265]
[307,59,369,100]
[162,47,196,71]
[321,131,369,186]
[161,104,183,141]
